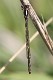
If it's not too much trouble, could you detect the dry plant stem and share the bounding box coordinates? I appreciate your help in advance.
[20,0,53,55]
[0,17,53,74]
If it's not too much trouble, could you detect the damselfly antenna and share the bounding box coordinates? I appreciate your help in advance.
[23,5,31,74]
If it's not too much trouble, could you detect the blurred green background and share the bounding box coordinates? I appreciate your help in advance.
[0,0,53,80]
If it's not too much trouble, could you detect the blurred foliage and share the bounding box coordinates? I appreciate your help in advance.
[0,73,53,80]
[0,0,53,78]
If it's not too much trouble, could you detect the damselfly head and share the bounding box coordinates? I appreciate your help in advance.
[24,5,29,9]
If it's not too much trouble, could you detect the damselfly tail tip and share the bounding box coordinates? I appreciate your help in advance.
[29,71,31,74]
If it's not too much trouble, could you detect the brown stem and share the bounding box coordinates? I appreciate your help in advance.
[20,0,53,55]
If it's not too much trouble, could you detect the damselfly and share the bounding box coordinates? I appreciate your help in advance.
[22,5,31,74]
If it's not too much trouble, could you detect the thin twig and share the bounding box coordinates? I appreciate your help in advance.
[20,0,53,55]
[0,17,53,74]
